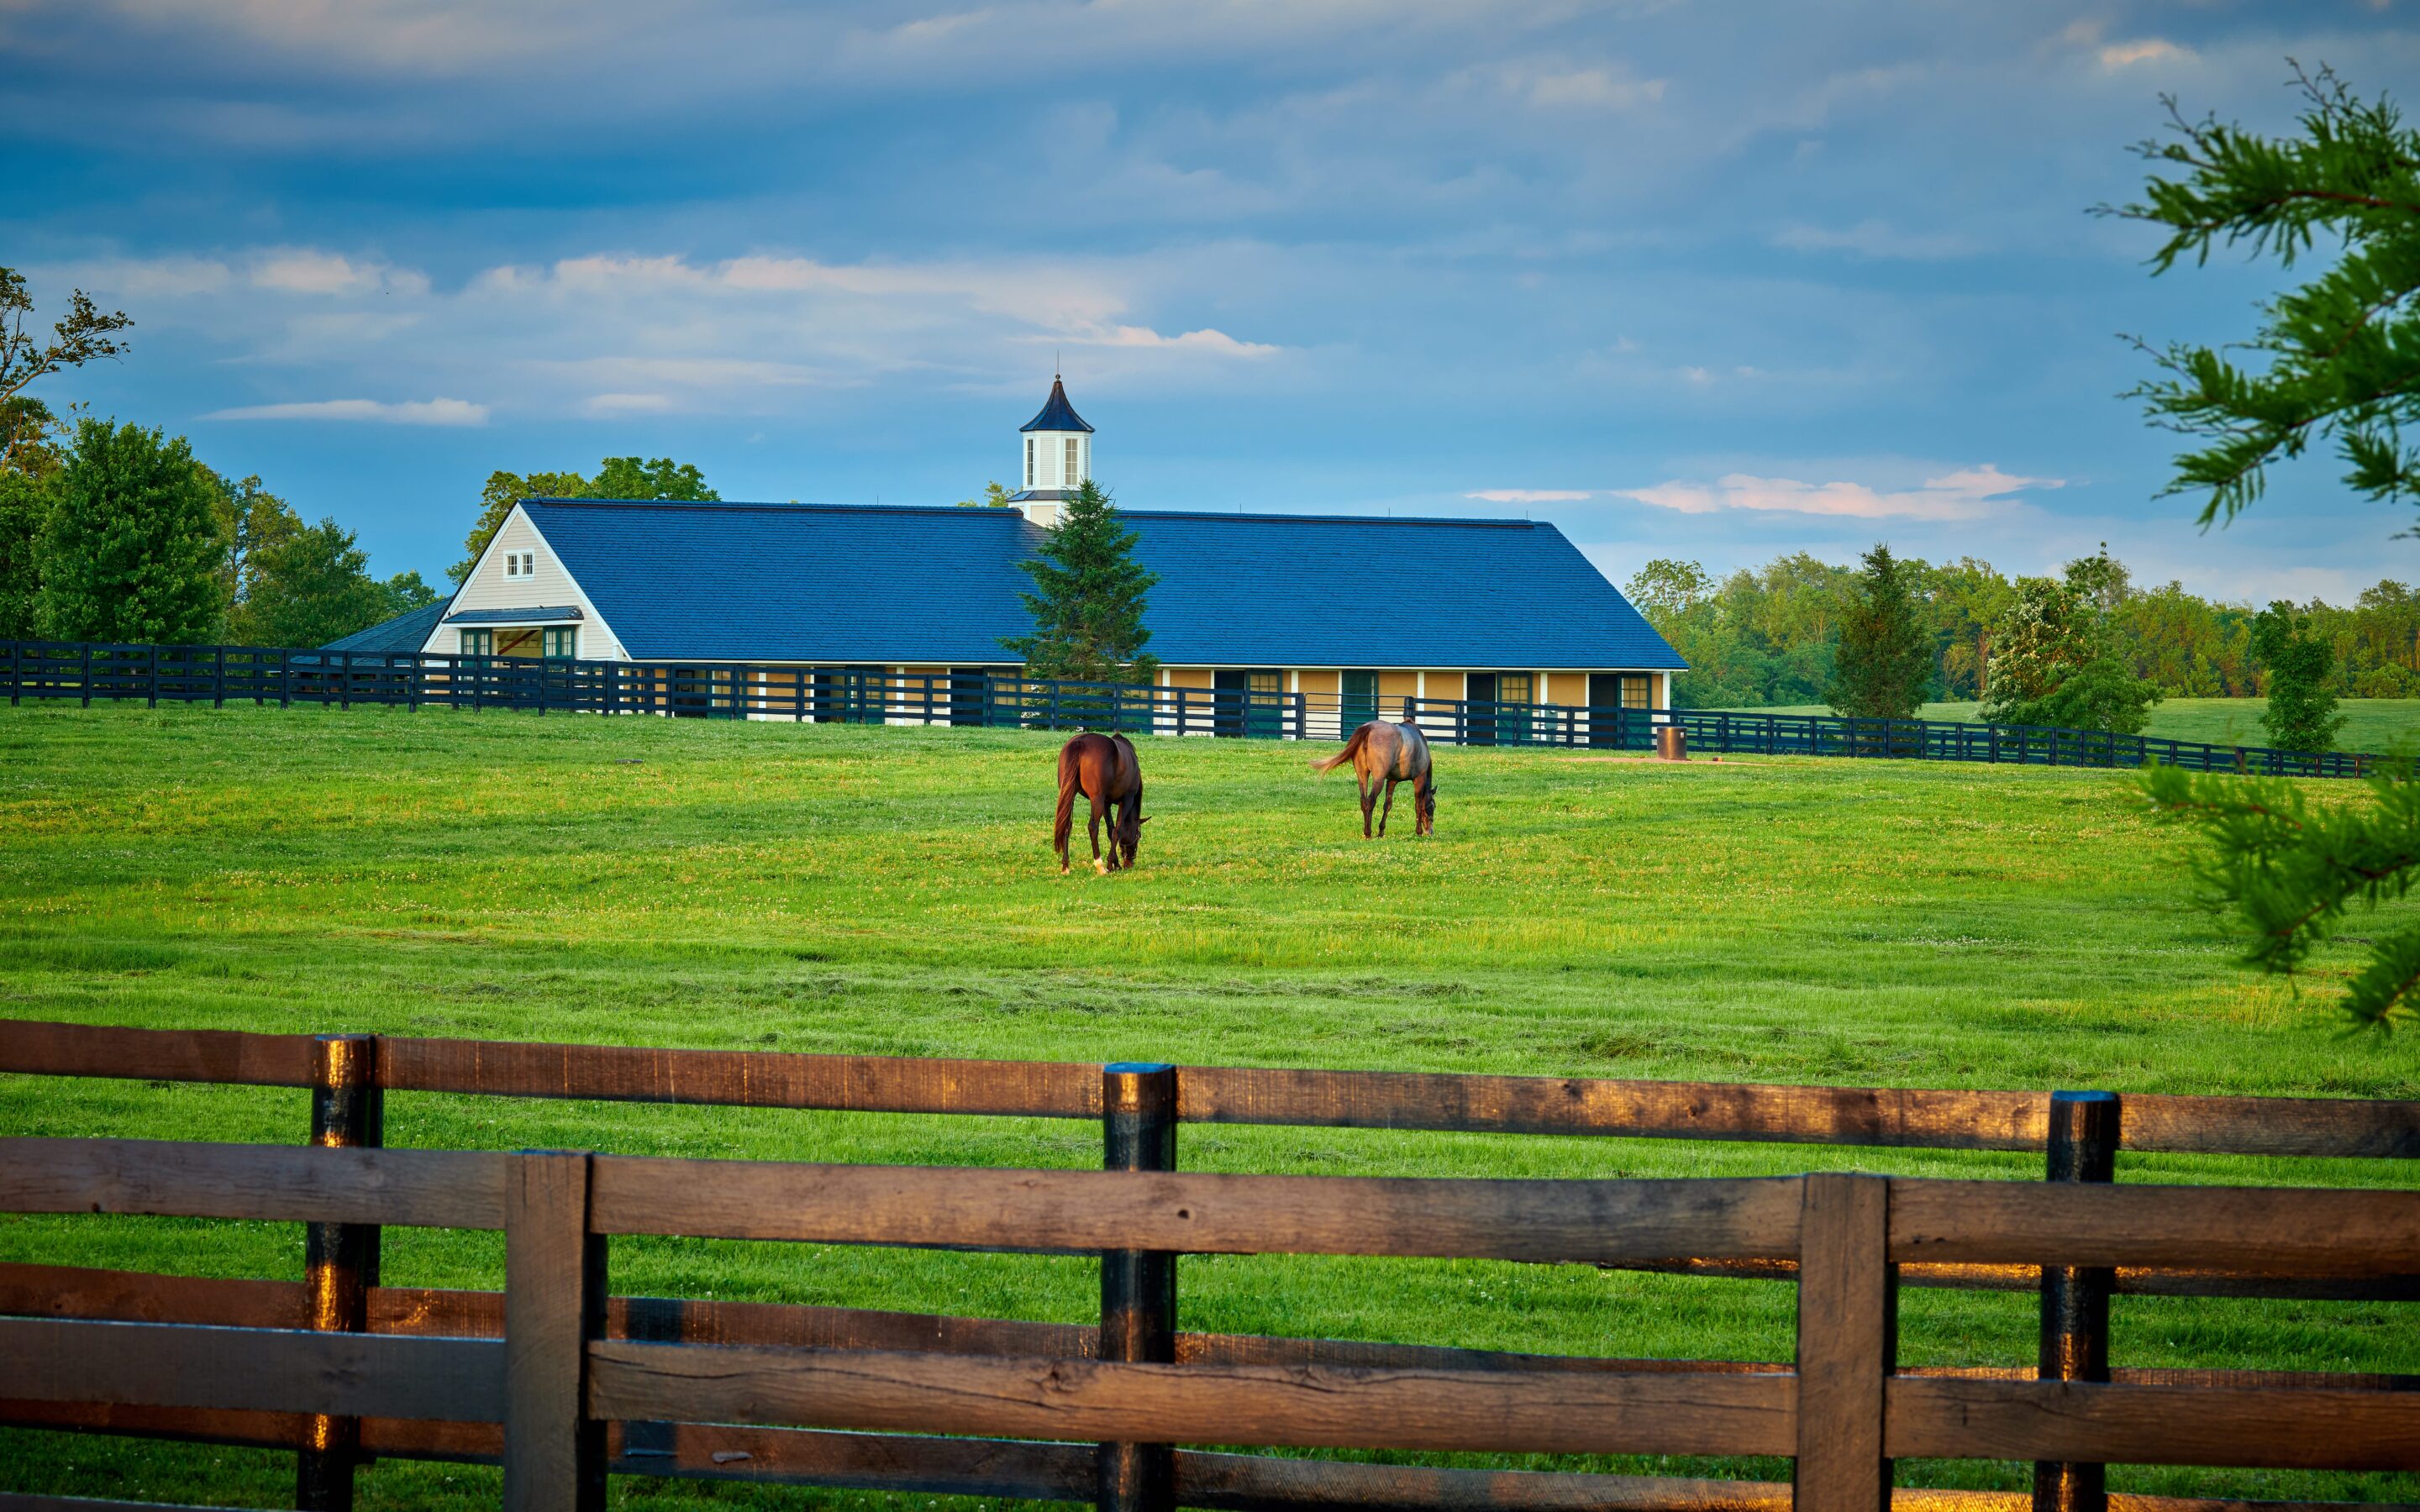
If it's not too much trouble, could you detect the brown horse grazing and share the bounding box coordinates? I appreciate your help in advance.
[1054,732,1147,874]
[1312,719,1437,838]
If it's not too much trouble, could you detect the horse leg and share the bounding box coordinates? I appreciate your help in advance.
[1090,793,1111,874]
[1379,779,1397,837]
[1359,772,1376,838]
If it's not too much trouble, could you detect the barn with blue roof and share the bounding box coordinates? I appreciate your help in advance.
[424,379,1684,724]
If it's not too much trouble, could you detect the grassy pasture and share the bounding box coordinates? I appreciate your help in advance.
[0,702,2415,1508]
[1733,696,2420,753]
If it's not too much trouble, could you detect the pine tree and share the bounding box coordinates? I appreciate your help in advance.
[2249,601,2346,753]
[37,418,226,643]
[1003,480,1160,684]
[1826,544,1932,720]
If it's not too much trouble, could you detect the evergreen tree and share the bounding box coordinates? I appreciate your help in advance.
[2107,65,2420,524]
[1826,543,1932,719]
[1003,480,1160,684]
[38,419,225,642]
[1980,554,2162,734]
[2249,601,2346,753]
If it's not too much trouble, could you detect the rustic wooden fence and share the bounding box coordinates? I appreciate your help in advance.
[3,1019,2418,1512]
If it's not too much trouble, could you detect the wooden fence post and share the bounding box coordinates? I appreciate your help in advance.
[297,1033,383,1512]
[504,1149,606,1512]
[1100,1063,1177,1512]
[2035,1090,2118,1512]
[1794,1172,1891,1512]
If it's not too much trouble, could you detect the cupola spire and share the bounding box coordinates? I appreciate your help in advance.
[1012,374,1094,526]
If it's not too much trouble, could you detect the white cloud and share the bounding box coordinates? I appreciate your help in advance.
[1466,489,1592,503]
[203,396,489,425]
[1618,464,2060,521]
[2100,38,2193,68]
[1515,66,1667,111]
[1078,325,1280,356]
[250,250,426,296]
[580,392,676,416]
[1774,219,1979,260]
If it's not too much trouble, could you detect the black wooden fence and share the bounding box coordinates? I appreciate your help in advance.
[1403,695,2400,780]
[0,639,1307,740]
[1,638,2397,779]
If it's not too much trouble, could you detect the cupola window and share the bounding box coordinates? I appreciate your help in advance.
[1065,437,1081,486]
[1026,438,1035,488]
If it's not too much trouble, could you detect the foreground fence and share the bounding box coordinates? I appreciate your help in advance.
[3,1019,2418,1512]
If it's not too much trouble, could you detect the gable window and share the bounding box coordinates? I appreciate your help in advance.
[1065,437,1081,487]
[543,627,577,659]
[460,628,494,656]
[504,550,535,580]
[1026,438,1035,487]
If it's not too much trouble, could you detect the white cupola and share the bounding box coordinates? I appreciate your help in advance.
[1009,375,1093,527]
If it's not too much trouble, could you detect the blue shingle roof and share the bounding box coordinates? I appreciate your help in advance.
[520,499,1685,669]
[1018,378,1092,433]
[321,596,453,653]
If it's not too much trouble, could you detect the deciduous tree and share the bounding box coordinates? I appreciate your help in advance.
[241,517,392,647]
[2249,601,2347,752]
[38,419,225,643]
[450,458,717,584]
[0,267,131,475]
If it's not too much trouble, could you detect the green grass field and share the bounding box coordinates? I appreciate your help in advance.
[2,704,2416,1508]
[1729,697,2420,753]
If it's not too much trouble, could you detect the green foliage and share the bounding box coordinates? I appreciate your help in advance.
[0,469,52,639]
[956,481,1016,508]
[382,570,440,617]
[36,419,225,643]
[2250,601,2348,752]
[239,517,394,648]
[450,458,717,584]
[1624,554,1847,706]
[1827,543,1932,719]
[0,265,131,475]
[1979,568,2163,735]
[208,470,302,639]
[2146,762,2420,1032]
[2107,65,2420,525]
[1003,479,1160,683]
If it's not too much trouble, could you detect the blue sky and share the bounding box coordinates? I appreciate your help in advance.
[6,0,2415,601]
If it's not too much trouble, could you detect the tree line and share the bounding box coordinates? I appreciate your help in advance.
[1628,543,2391,724]
[0,267,437,648]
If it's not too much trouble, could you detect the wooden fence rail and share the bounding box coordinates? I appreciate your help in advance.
[5,638,2392,780]
[3,1019,2419,1512]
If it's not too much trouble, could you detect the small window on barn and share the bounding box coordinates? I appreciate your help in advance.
[1026,438,1035,487]
[1065,437,1081,486]
[503,550,535,580]
[460,628,493,656]
[543,627,577,659]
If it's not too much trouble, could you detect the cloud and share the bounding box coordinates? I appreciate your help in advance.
[580,392,676,416]
[1773,219,1979,260]
[2099,38,2193,68]
[1078,325,1280,356]
[1467,489,1592,503]
[1617,464,2060,521]
[1510,66,1667,111]
[250,250,425,296]
[203,397,489,425]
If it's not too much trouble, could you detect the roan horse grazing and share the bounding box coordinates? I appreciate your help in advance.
[1054,732,1148,874]
[1312,719,1437,838]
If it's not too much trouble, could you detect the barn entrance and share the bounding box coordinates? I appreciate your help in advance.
[1213,669,1283,738]
[1589,673,1648,746]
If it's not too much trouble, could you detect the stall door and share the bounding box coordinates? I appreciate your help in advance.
[1588,673,1624,748]
[1464,673,1497,746]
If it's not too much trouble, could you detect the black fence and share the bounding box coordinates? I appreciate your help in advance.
[1402,695,2396,779]
[0,639,1307,740]
[1,639,2395,779]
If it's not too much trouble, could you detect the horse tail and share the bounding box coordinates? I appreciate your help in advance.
[1053,743,1080,859]
[1312,722,1370,774]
